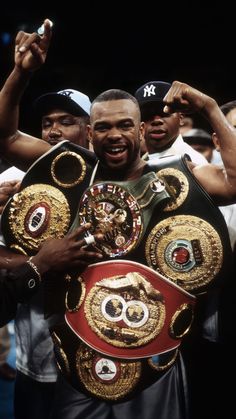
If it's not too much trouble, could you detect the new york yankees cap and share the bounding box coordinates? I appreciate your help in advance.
[34,89,91,117]
[135,81,171,106]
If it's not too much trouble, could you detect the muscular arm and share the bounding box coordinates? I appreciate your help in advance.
[0,224,104,326]
[164,82,236,205]
[0,19,52,170]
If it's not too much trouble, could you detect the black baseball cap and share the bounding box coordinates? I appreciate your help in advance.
[135,81,171,106]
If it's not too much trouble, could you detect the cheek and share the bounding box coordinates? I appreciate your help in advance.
[41,130,49,140]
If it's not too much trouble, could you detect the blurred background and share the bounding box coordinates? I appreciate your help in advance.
[0,5,235,134]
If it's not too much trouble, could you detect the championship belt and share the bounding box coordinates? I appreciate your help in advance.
[73,172,171,258]
[51,322,179,401]
[65,260,196,359]
[1,141,97,254]
[145,214,223,293]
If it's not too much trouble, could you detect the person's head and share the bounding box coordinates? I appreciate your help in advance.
[34,89,91,148]
[88,89,145,177]
[183,128,214,162]
[212,100,236,153]
[135,81,183,154]
[179,116,194,135]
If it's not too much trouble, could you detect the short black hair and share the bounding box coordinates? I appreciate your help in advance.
[92,89,139,108]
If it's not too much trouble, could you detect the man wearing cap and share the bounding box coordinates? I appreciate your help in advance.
[0,86,92,419]
[135,81,208,165]
[35,88,91,148]
[183,128,215,163]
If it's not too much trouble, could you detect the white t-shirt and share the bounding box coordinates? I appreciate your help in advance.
[0,166,58,382]
[147,134,209,165]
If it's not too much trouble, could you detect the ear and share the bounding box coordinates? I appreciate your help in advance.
[212,132,220,151]
[179,113,185,126]
[87,125,93,144]
[139,121,145,140]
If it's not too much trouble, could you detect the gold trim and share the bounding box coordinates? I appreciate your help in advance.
[51,151,86,188]
[9,244,28,255]
[51,331,70,376]
[65,276,86,313]
[148,348,178,371]
[169,303,194,339]
[157,168,189,211]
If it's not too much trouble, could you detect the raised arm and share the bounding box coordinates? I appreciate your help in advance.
[0,19,53,170]
[164,81,236,205]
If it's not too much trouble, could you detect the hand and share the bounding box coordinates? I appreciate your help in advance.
[0,180,21,214]
[31,223,104,275]
[14,18,52,72]
[163,81,211,114]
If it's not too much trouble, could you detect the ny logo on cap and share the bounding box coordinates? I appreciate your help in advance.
[143,84,156,97]
[59,90,74,98]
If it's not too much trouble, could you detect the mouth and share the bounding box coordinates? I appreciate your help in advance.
[149,130,166,140]
[104,145,128,161]
[48,139,60,146]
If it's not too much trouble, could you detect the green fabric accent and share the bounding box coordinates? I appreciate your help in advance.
[69,172,171,238]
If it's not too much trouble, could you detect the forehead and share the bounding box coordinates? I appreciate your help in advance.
[90,99,139,124]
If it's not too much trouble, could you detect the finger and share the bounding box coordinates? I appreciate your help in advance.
[78,248,103,261]
[67,223,92,240]
[16,32,41,54]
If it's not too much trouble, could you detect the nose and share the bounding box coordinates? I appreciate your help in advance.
[151,115,163,125]
[47,125,62,138]
[107,127,122,140]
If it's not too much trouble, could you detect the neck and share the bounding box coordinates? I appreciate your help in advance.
[96,158,147,182]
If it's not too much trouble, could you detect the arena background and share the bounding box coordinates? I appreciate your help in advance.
[1,5,235,135]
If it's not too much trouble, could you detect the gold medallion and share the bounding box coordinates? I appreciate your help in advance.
[78,182,143,257]
[8,184,70,251]
[76,343,141,400]
[145,215,223,292]
[157,168,189,211]
[84,271,165,348]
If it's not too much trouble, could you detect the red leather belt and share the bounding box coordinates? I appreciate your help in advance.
[65,260,196,359]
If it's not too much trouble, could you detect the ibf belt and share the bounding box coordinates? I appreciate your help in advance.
[65,260,195,359]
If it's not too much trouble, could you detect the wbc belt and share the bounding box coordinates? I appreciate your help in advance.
[65,260,196,359]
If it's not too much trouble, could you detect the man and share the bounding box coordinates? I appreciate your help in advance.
[183,128,215,163]
[1,20,236,419]
[135,81,208,165]
[0,22,92,419]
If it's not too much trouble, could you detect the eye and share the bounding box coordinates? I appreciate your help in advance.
[42,121,52,129]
